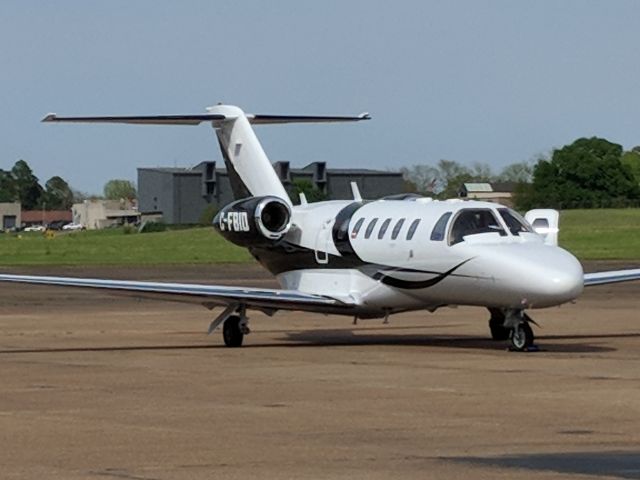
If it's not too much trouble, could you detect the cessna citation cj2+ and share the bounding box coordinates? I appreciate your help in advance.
[1,104,639,352]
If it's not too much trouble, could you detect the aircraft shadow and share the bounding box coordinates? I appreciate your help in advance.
[448,450,640,479]
[0,344,220,355]
[0,328,622,354]
[278,329,616,353]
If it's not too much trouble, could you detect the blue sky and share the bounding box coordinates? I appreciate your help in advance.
[2,1,639,194]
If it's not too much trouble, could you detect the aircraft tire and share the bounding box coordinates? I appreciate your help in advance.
[510,322,534,351]
[223,315,244,348]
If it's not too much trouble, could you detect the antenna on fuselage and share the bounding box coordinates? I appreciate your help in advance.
[350,182,362,201]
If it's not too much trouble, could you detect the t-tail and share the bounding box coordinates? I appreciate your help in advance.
[42,104,370,204]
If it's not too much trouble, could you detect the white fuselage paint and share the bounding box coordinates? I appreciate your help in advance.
[275,198,584,317]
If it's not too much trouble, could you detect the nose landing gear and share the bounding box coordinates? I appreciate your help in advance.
[487,308,537,352]
[510,321,535,351]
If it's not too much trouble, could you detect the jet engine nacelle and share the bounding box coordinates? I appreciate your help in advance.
[213,196,291,246]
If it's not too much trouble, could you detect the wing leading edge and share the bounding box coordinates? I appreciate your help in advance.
[584,269,640,287]
[0,274,354,313]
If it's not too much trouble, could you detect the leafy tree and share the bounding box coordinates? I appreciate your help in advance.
[515,137,640,210]
[11,159,43,209]
[401,176,419,193]
[437,159,472,184]
[402,160,497,198]
[470,162,494,181]
[621,150,640,186]
[436,159,474,199]
[104,179,136,200]
[290,179,327,204]
[400,165,440,193]
[498,161,534,183]
[0,169,17,202]
[42,176,75,210]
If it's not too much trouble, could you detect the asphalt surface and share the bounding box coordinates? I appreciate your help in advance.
[1,263,640,479]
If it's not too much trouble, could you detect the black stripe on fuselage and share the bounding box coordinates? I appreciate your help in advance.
[371,258,474,290]
[251,241,476,290]
[331,201,365,258]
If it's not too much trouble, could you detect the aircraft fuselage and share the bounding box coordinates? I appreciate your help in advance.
[260,198,584,318]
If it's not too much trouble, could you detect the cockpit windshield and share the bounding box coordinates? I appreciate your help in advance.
[449,209,506,245]
[498,208,534,235]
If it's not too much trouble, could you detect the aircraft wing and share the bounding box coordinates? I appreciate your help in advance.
[0,274,354,313]
[584,269,640,287]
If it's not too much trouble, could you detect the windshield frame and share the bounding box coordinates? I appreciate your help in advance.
[497,208,534,236]
[447,208,507,245]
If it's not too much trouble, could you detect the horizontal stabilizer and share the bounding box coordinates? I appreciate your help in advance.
[42,113,226,125]
[248,113,371,124]
[42,111,371,126]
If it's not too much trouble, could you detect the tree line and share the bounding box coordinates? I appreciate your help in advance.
[0,159,137,210]
[401,137,640,210]
[401,160,533,199]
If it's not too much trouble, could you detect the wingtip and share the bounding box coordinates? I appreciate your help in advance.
[42,113,57,122]
[359,112,371,120]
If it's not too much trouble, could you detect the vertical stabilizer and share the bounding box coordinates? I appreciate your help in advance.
[208,105,291,203]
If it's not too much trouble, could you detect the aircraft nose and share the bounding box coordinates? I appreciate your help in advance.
[546,256,584,297]
[519,246,584,307]
[477,244,584,308]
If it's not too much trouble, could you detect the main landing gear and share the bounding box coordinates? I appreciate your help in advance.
[208,304,251,348]
[222,315,250,347]
[488,308,536,352]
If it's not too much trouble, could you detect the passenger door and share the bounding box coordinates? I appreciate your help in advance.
[525,209,559,246]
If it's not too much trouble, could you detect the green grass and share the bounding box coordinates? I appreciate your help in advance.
[559,209,640,260]
[0,227,253,266]
[0,209,638,266]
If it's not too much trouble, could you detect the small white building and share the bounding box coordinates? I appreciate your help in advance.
[72,199,140,230]
[458,182,517,206]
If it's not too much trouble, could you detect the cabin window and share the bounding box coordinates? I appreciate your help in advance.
[449,209,506,245]
[364,218,378,239]
[378,218,392,239]
[391,218,405,240]
[351,218,365,239]
[430,212,452,241]
[406,219,421,240]
[498,208,533,235]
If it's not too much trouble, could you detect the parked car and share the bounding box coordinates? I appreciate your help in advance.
[24,225,46,232]
[62,223,85,231]
[48,220,70,231]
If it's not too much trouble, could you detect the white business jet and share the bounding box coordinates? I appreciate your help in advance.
[1,105,638,351]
